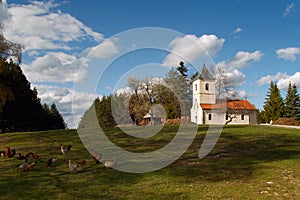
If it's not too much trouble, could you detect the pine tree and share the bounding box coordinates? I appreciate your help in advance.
[0,21,66,132]
[49,103,67,130]
[177,61,188,78]
[285,83,300,120]
[262,81,284,123]
[165,68,191,118]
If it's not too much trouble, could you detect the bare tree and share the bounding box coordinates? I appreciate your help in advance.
[127,77,142,98]
[0,23,22,63]
[212,65,235,101]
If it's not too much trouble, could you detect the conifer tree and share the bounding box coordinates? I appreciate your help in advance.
[0,20,66,132]
[177,61,188,78]
[285,83,300,120]
[49,103,67,130]
[262,81,284,123]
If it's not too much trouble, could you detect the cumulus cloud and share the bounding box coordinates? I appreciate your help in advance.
[226,69,246,87]
[85,39,119,59]
[283,2,295,17]
[256,72,288,86]
[163,34,225,67]
[277,72,300,90]
[22,52,88,83]
[217,51,263,70]
[256,72,300,90]
[34,84,98,128]
[0,0,11,22]
[215,50,263,88]
[3,1,103,52]
[276,47,300,61]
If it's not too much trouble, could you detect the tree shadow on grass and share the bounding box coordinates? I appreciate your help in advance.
[164,126,300,182]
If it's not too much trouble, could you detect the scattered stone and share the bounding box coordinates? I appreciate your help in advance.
[260,190,268,194]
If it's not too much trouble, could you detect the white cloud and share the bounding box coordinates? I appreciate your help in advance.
[163,34,225,67]
[234,27,243,34]
[232,27,243,39]
[3,1,103,52]
[215,50,263,88]
[85,39,119,59]
[277,72,300,90]
[226,90,247,100]
[256,72,288,86]
[115,87,132,95]
[217,51,263,70]
[22,52,88,83]
[276,47,300,61]
[226,69,246,87]
[283,2,295,17]
[0,0,11,22]
[34,84,98,128]
[256,72,300,90]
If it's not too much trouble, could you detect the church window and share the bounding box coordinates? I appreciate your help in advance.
[241,114,245,120]
[208,114,212,120]
[205,83,209,91]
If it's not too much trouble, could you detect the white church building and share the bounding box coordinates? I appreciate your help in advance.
[190,66,257,125]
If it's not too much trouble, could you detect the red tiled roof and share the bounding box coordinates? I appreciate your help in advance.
[200,100,257,111]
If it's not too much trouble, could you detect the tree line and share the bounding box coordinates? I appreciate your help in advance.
[261,81,300,123]
[0,23,66,133]
[79,63,192,128]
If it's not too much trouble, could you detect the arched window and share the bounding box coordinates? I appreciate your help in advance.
[195,84,197,91]
[208,114,212,120]
[205,83,209,91]
[241,114,245,120]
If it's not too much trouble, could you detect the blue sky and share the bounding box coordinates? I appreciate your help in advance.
[1,0,300,128]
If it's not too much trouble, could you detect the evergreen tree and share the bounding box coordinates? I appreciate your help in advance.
[285,83,300,120]
[164,68,191,118]
[0,21,66,132]
[49,103,67,130]
[262,81,284,123]
[0,59,66,132]
[177,61,188,78]
[97,95,116,128]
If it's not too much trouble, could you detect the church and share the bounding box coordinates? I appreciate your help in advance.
[190,66,258,125]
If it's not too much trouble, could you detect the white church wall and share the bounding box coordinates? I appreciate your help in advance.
[227,113,250,125]
[203,110,226,125]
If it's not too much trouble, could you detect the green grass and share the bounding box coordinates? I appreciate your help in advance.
[0,125,300,199]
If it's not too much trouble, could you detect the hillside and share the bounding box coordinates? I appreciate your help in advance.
[0,125,300,199]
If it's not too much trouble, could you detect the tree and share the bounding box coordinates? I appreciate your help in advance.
[0,19,66,132]
[128,93,150,125]
[164,68,191,118]
[284,83,300,120]
[0,59,66,132]
[0,82,14,112]
[177,61,188,78]
[212,65,235,101]
[49,103,67,130]
[262,81,284,123]
[153,83,179,119]
[127,77,141,98]
[97,95,116,128]
[0,23,22,63]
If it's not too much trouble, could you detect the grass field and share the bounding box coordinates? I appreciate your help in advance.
[0,125,300,199]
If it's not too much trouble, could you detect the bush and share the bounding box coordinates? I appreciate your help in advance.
[273,118,300,126]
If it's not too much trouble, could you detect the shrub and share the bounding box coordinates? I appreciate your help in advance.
[273,118,300,126]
